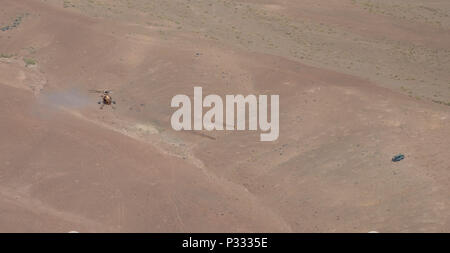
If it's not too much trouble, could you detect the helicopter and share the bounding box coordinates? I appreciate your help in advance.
[89,89,116,109]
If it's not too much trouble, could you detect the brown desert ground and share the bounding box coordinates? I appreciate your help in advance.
[0,0,449,232]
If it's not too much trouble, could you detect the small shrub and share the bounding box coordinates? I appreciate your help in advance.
[23,57,37,66]
[0,53,14,58]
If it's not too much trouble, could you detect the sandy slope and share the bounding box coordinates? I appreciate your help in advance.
[0,0,449,232]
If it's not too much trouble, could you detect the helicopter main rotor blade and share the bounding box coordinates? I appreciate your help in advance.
[89,89,113,93]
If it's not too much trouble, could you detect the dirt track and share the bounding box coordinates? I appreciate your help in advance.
[0,0,449,232]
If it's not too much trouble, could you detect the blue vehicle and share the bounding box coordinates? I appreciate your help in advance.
[392,154,405,162]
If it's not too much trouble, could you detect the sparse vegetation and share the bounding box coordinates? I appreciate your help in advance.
[1,14,26,32]
[23,57,37,66]
[0,53,14,58]
[432,100,450,106]
[63,0,76,8]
